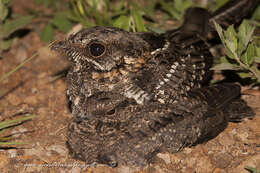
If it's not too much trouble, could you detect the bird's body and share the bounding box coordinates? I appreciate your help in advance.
[52,0,258,168]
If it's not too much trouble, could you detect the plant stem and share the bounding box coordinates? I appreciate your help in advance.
[233,53,260,81]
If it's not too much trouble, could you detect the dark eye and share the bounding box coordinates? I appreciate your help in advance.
[89,42,105,57]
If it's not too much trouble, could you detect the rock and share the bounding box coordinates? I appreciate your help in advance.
[210,153,232,169]
[14,45,28,63]
[0,153,8,168]
[213,168,227,173]
[232,154,260,173]
[157,153,171,165]
[47,145,67,156]
[195,156,214,173]
[71,166,81,173]
[8,150,17,158]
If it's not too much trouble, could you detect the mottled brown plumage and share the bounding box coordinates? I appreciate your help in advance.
[51,0,258,168]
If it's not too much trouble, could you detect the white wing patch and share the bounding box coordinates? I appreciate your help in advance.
[124,84,150,104]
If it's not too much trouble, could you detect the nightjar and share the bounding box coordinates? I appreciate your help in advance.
[51,0,258,168]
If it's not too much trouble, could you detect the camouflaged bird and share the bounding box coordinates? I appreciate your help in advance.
[51,0,258,168]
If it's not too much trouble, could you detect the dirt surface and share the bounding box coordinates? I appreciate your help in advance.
[0,1,260,173]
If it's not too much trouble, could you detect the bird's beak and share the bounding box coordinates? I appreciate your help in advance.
[50,40,76,62]
[50,40,69,52]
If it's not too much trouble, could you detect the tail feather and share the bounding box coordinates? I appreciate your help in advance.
[224,98,255,122]
[210,0,259,28]
[188,83,241,109]
[170,0,259,40]
[188,83,255,121]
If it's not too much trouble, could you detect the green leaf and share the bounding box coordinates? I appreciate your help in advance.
[174,0,192,18]
[211,63,239,71]
[245,166,260,173]
[76,0,85,16]
[146,26,166,34]
[40,23,54,42]
[1,0,12,4]
[51,12,73,33]
[92,1,103,26]
[0,141,29,145]
[34,0,43,5]
[241,53,248,65]
[224,25,238,54]
[140,1,156,18]
[112,15,130,31]
[0,8,8,22]
[158,0,178,19]
[252,5,260,21]
[43,0,52,7]
[256,46,260,58]
[0,115,35,130]
[237,72,251,79]
[0,0,9,21]
[0,115,34,146]
[1,39,12,50]
[224,46,235,59]
[251,66,260,82]
[245,43,255,65]
[0,136,11,142]
[132,10,147,32]
[238,20,255,49]
[66,8,83,23]
[213,0,229,11]
[238,21,248,53]
[110,8,128,19]
[214,22,225,43]
[225,39,237,55]
[34,0,52,7]
[225,25,237,41]
[241,43,255,65]
[220,56,229,63]
[111,0,124,11]
[254,56,260,63]
[2,15,33,38]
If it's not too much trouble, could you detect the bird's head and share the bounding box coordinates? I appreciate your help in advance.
[51,26,151,76]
